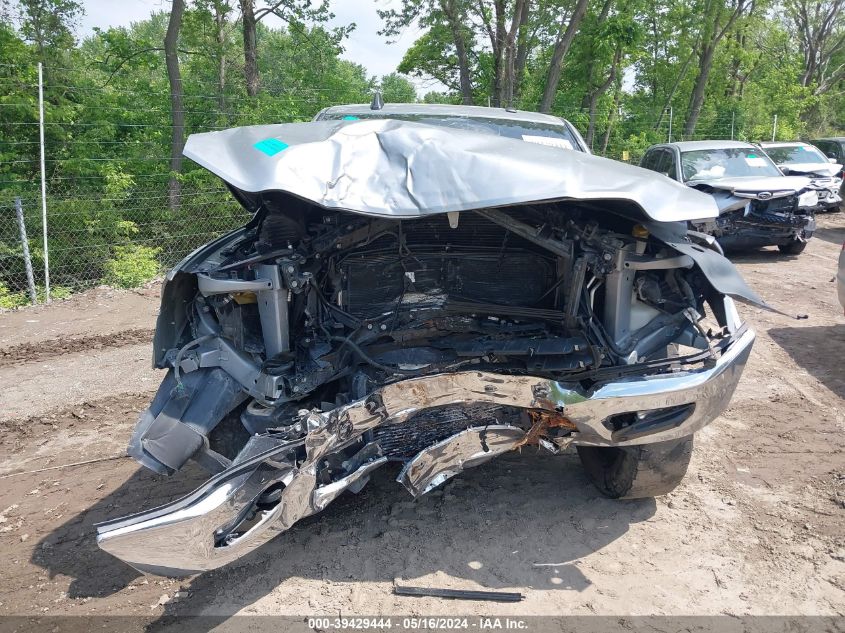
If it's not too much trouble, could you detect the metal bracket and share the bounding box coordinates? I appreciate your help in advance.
[277,257,312,294]
[197,274,272,295]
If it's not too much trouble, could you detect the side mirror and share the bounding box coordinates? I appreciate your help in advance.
[779,166,790,175]
[830,157,838,163]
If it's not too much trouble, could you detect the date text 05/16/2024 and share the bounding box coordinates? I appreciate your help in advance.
[307,617,529,630]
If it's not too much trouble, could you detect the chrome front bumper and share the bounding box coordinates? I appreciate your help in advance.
[97,327,755,576]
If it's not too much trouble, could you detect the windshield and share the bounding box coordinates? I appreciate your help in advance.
[319,112,581,151]
[764,145,828,165]
[681,148,783,181]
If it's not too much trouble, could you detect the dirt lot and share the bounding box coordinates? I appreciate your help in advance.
[0,218,843,628]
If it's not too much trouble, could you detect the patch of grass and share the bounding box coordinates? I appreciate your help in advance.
[103,245,162,289]
[0,282,72,309]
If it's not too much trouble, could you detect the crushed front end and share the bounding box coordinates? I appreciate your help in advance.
[691,184,817,252]
[802,174,842,212]
[98,200,756,575]
[97,120,759,576]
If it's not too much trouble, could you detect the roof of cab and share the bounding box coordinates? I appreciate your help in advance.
[316,103,570,126]
[758,141,813,148]
[653,140,756,152]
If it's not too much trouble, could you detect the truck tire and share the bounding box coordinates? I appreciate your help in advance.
[778,239,807,255]
[576,436,694,499]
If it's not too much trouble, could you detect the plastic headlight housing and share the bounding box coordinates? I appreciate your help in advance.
[797,190,819,207]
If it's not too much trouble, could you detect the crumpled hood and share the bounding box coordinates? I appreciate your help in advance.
[779,162,842,178]
[689,175,811,195]
[184,119,717,222]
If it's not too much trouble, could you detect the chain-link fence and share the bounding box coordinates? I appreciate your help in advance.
[1,179,243,292]
[1,61,354,307]
[0,65,787,308]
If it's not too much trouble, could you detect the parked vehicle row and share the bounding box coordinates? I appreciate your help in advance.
[758,141,843,213]
[640,139,843,255]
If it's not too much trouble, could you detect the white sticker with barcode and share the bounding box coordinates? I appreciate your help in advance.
[522,135,573,150]
[745,156,767,167]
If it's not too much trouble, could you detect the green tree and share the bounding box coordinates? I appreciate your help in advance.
[380,0,475,104]
[381,72,417,103]
[538,0,590,113]
[238,0,353,97]
[164,0,186,211]
[398,22,469,95]
[682,0,753,137]
[14,0,82,69]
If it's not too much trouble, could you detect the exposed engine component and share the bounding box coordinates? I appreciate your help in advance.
[125,198,729,483]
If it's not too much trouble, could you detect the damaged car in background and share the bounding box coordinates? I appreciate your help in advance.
[97,111,762,577]
[641,140,818,254]
[757,141,843,212]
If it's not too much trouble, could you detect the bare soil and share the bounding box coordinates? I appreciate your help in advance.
[0,329,154,368]
[0,218,842,627]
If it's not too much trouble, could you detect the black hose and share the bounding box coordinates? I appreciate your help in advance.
[329,336,422,376]
[173,334,216,389]
[581,287,623,359]
[311,283,362,327]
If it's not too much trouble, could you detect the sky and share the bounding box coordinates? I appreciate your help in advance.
[76,0,435,92]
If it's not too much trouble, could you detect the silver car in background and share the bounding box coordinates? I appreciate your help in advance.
[811,137,845,204]
[641,140,817,254]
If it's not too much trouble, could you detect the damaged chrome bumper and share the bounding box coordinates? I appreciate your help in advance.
[97,327,754,576]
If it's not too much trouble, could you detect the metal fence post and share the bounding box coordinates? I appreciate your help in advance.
[730,111,735,140]
[14,197,38,305]
[771,114,777,142]
[668,106,673,143]
[38,62,50,303]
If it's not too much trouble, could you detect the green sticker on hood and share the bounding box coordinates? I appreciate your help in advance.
[254,138,289,156]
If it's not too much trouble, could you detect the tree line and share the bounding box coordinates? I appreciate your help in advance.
[385,0,843,146]
[0,0,842,303]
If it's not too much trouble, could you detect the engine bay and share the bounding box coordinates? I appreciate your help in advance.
[153,195,732,444]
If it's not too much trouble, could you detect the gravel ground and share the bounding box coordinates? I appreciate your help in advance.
[0,217,842,629]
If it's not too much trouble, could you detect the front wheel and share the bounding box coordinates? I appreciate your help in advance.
[778,239,807,255]
[576,436,694,499]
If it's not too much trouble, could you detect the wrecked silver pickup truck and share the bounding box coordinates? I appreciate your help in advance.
[97,112,759,576]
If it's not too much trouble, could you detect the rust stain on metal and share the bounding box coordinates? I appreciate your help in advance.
[516,410,577,448]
